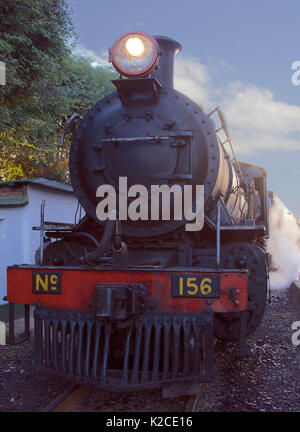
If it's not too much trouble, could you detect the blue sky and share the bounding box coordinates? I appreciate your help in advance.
[68,0,300,217]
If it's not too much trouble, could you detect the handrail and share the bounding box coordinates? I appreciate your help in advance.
[207,106,246,184]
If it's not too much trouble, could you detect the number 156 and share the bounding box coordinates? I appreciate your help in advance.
[179,277,212,296]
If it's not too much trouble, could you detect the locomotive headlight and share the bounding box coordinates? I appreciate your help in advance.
[125,37,145,57]
[109,31,160,77]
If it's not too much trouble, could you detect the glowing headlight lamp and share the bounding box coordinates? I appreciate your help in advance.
[109,32,160,78]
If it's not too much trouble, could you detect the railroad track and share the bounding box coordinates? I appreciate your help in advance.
[42,385,90,412]
[42,384,203,412]
[185,393,200,412]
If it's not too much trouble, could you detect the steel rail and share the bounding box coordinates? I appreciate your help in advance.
[42,385,92,412]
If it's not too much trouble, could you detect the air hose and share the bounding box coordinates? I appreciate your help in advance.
[83,218,116,265]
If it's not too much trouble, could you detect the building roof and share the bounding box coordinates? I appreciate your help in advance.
[0,178,73,192]
[0,178,74,206]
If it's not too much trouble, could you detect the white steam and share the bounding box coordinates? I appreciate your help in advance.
[267,194,300,289]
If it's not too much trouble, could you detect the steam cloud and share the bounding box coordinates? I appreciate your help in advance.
[267,194,300,290]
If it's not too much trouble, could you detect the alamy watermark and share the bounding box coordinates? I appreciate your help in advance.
[291,321,300,346]
[95,177,204,232]
[291,61,300,86]
[0,61,5,85]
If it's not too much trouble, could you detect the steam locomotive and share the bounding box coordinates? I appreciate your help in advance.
[7,32,269,395]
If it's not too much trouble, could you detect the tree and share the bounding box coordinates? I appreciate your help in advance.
[0,0,117,182]
[0,0,74,129]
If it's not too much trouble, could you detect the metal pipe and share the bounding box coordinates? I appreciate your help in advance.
[40,200,45,265]
[216,197,221,268]
[60,113,82,147]
[101,136,170,144]
[83,218,115,265]
[48,231,100,248]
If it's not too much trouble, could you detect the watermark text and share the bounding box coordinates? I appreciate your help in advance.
[291,61,300,86]
[95,177,204,232]
[292,321,300,346]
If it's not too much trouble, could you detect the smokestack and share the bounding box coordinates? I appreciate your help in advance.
[152,35,182,89]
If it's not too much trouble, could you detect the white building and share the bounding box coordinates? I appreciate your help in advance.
[0,178,80,305]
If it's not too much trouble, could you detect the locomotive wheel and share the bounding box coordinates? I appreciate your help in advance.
[214,242,268,341]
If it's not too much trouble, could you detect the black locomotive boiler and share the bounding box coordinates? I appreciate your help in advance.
[7,31,269,395]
